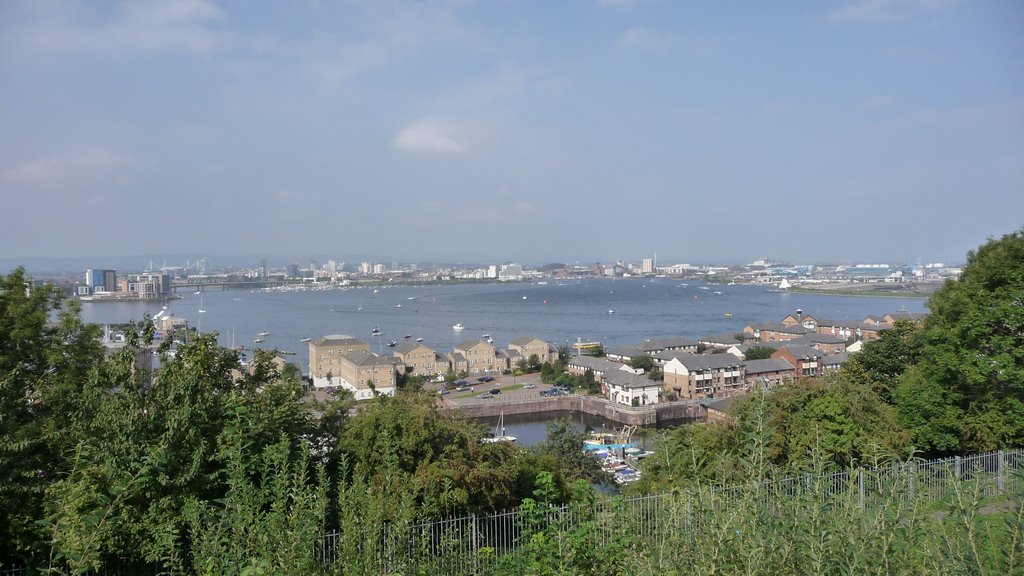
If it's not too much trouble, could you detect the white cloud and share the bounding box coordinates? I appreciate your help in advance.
[393,118,468,154]
[618,27,672,50]
[825,0,957,24]
[3,148,138,182]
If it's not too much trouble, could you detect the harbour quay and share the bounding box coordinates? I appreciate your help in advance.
[447,394,706,426]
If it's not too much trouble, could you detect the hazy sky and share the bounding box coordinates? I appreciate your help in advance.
[2,0,1022,266]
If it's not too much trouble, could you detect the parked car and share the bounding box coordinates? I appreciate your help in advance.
[456,385,472,392]
[523,384,536,389]
[438,389,449,395]
[477,392,492,399]
[456,380,469,386]
[489,389,502,395]
[478,376,495,382]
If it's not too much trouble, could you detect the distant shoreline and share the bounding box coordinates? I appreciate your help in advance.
[787,287,930,299]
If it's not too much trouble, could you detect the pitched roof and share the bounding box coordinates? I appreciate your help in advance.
[393,341,433,355]
[792,333,847,345]
[670,354,745,371]
[777,345,822,359]
[313,335,365,347]
[699,333,749,345]
[652,349,698,362]
[341,349,399,367]
[455,339,494,351]
[820,352,850,367]
[509,336,547,347]
[604,371,658,389]
[749,322,811,335]
[744,358,795,375]
[566,355,622,373]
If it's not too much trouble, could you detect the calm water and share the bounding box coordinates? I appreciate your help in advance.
[79,278,927,357]
[79,278,927,446]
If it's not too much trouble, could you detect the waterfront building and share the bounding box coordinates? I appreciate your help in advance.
[743,322,812,343]
[308,335,370,388]
[606,337,699,363]
[699,332,756,349]
[771,345,822,379]
[507,336,558,365]
[814,318,886,341]
[334,349,398,399]
[565,355,638,379]
[603,370,660,406]
[742,358,795,388]
[662,354,745,400]
[393,342,441,377]
[819,351,850,373]
[498,263,523,282]
[453,339,499,373]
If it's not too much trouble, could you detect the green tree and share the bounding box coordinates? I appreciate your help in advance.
[744,346,776,361]
[919,228,1024,452]
[891,366,962,456]
[630,355,654,371]
[845,319,922,398]
[536,418,607,485]
[0,269,107,561]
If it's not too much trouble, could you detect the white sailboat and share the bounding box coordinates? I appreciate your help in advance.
[198,295,206,314]
[480,412,517,443]
[779,278,792,290]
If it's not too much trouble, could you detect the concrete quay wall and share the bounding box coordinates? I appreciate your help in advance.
[450,395,706,426]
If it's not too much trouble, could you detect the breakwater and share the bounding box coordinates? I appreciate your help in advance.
[447,395,706,426]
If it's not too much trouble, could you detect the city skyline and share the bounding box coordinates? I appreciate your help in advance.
[2,1,1022,264]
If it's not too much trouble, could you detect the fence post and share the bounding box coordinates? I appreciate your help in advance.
[955,455,962,482]
[908,462,915,500]
[859,469,865,511]
[998,450,1006,494]
[685,489,692,532]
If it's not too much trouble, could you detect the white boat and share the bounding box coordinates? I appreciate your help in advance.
[300,337,312,342]
[608,309,615,315]
[416,337,423,342]
[481,412,517,443]
[699,286,711,291]
[257,331,270,337]
[452,323,465,330]
[522,296,527,300]
[253,338,264,344]
[713,290,722,295]
[371,327,382,336]
[395,304,402,308]
[779,278,792,290]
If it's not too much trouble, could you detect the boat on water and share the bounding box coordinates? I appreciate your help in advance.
[481,412,517,444]
[404,334,412,339]
[522,296,527,300]
[415,337,423,342]
[608,309,615,315]
[482,333,491,339]
[779,278,792,290]
[699,286,711,291]
[452,323,465,330]
[583,425,639,453]
[257,331,270,337]
[395,304,402,308]
[387,340,397,347]
[300,337,312,342]
[253,338,264,344]
[713,290,722,295]
[371,327,382,336]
